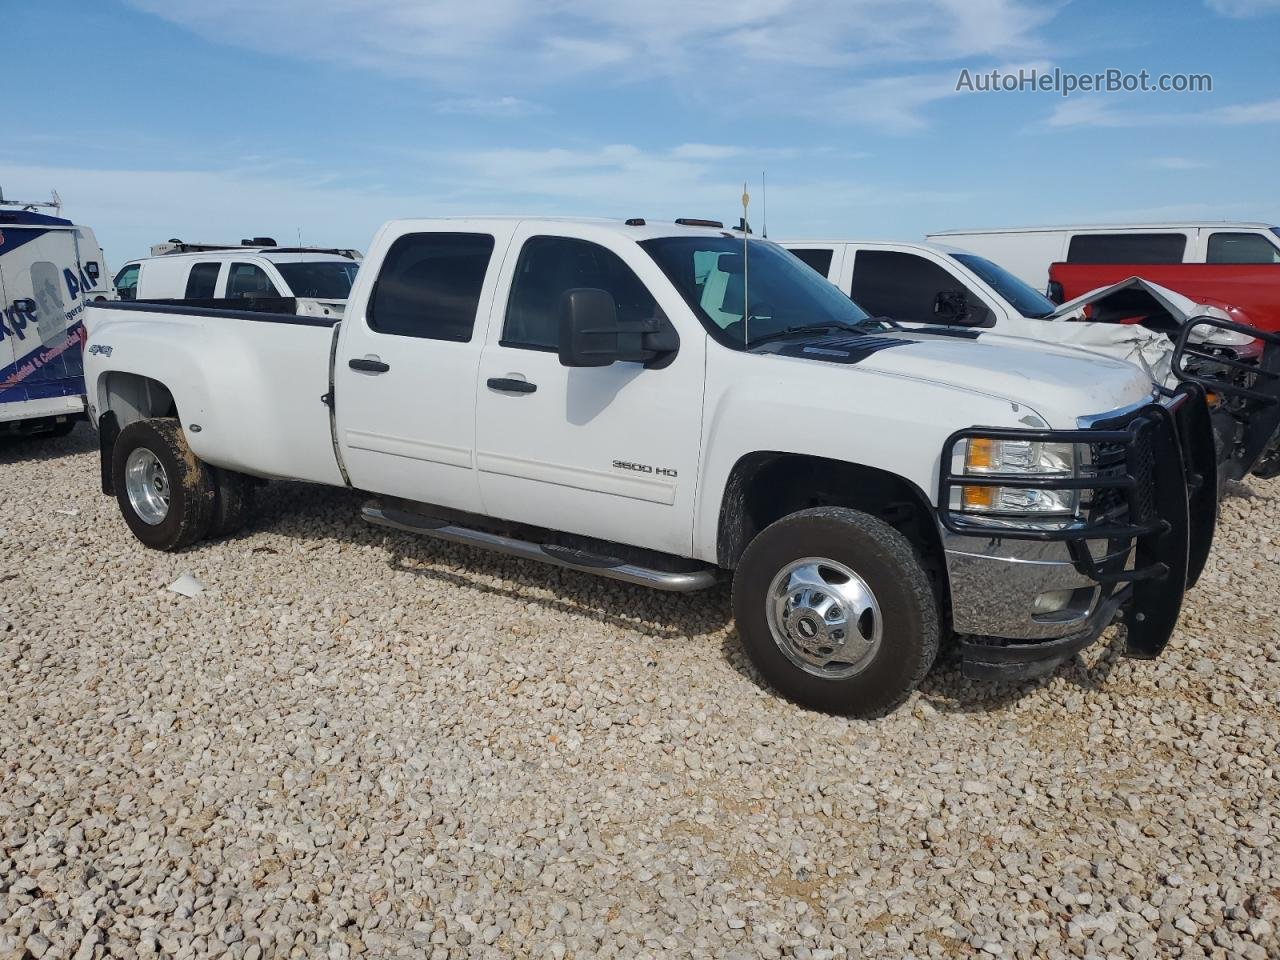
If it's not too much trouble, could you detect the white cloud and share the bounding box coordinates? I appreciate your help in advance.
[124,0,1053,130]
[0,147,967,264]
[1149,157,1209,170]
[1205,0,1280,16]
[1046,96,1280,128]
[434,96,544,117]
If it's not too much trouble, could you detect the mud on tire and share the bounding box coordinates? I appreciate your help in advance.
[111,418,215,551]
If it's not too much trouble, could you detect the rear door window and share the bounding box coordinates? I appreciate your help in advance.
[788,248,835,277]
[851,249,987,325]
[1206,232,1280,264]
[1066,233,1186,264]
[184,262,221,299]
[227,263,281,299]
[367,232,495,341]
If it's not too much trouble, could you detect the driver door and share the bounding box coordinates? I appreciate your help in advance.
[473,225,705,556]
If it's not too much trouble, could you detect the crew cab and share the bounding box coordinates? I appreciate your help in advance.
[83,217,1218,716]
[783,239,1280,480]
[113,243,358,319]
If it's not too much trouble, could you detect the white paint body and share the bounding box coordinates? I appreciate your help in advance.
[780,238,1245,386]
[84,218,1154,565]
[925,221,1280,289]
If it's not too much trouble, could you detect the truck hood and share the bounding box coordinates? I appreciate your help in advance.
[754,328,1153,423]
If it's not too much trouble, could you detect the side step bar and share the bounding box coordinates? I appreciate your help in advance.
[362,504,719,593]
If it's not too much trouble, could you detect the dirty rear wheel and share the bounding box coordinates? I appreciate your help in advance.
[112,418,214,551]
[208,466,256,539]
[732,507,939,717]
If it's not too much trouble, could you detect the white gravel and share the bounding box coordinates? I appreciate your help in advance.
[2,425,1278,960]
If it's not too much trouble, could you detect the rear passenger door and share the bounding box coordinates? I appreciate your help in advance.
[334,226,512,513]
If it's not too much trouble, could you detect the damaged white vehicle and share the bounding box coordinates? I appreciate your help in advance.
[783,239,1280,479]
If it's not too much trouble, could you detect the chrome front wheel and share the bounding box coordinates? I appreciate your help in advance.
[766,556,884,679]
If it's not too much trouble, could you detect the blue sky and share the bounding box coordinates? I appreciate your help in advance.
[4,0,1278,264]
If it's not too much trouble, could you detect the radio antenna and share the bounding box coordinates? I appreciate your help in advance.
[741,182,750,348]
[761,171,768,239]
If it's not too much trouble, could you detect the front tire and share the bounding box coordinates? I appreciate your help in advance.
[112,418,215,551]
[732,507,939,717]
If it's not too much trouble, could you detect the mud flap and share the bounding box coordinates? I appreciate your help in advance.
[1172,387,1217,589]
[1124,411,1190,658]
[98,411,120,495]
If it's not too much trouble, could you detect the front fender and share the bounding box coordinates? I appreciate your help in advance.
[692,352,1050,562]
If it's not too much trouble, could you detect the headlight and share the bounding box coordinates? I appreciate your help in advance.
[951,437,1080,518]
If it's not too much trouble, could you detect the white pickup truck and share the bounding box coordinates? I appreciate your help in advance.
[83,217,1219,716]
[782,239,1280,481]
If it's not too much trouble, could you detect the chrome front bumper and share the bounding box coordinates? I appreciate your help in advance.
[943,531,1133,681]
[943,532,1127,641]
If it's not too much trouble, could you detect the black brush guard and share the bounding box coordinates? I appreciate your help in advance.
[938,384,1216,665]
[1171,316,1280,480]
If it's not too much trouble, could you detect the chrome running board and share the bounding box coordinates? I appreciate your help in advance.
[362,504,718,592]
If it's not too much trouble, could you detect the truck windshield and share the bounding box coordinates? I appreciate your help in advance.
[272,260,359,299]
[951,253,1056,319]
[640,236,874,348]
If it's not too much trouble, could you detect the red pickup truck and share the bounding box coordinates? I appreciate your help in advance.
[1049,262,1280,332]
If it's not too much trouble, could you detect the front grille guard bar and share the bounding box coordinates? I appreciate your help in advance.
[1173,316,1280,479]
[938,404,1175,588]
[1171,315,1280,406]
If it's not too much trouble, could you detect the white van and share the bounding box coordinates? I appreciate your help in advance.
[1,196,111,436]
[114,243,359,319]
[926,222,1280,289]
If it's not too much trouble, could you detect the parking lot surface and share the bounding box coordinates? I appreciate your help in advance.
[2,426,1278,959]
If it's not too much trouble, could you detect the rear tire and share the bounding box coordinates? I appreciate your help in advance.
[732,507,939,717]
[209,467,256,538]
[112,418,215,551]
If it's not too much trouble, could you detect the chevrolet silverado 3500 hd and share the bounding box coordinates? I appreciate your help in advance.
[82,217,1218,716]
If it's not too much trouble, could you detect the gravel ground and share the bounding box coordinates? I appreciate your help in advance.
[2,425,1278,960]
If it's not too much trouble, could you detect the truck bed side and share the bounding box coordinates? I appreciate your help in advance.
[83,301,344,485]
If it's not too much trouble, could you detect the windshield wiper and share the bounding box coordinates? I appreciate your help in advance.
[747,320,877,347]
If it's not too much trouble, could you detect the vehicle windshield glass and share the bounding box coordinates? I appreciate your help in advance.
[271,260,359,299]
[951,253,1056,319]
[639,236,873,348]
[1271,227,1280,243]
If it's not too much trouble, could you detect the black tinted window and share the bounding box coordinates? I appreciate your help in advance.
[184,262,220,299]
[789,248,834,277]
[274,260,359,298]
[114,265,139,300]
[851,250,985,324]
[1206,232,1280,264]
[369,232,493,341]
[504,236,658,351]
[227,263,281,298]
[1066,233,1186,264]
